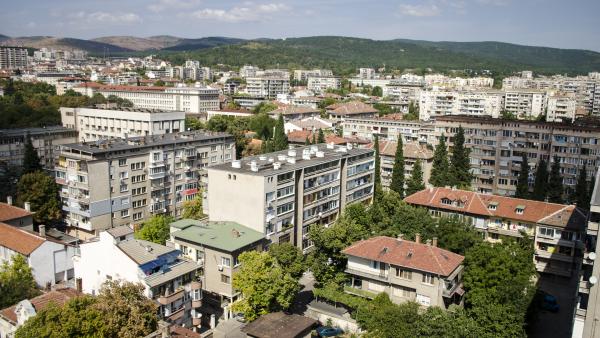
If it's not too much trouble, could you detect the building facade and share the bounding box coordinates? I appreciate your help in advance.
[246,77,290,99]
[0,47,28,69]
[307,76,341,93]
[368,141,434,190]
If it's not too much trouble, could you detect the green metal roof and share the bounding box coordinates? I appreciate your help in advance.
[171,219,265,252]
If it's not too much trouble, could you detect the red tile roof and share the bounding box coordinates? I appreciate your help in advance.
[0,203,32,222]
[325,101,378,115]
[366,141,433,159]
[270,105,320,116]
[0,222,45,255]
[343,236,464,276]
[0,288,81,324]
[286,130,349,145]
[404,187,587,229]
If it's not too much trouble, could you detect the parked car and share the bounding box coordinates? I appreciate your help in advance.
[317,326,343,337]
[536,290,559,312]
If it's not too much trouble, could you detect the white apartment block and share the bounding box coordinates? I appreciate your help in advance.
[307,76,342,93]
[503,90,546,119]
[418,90,503,121]
[342,117,438,145]
[358,68,376,80]
[239,65,261,78]
[547,94,577,122]
[74,83,220,114]
[207,143,375,252]
[294,69,334,82]
[60,107,186,142]
[246,77,290,99]
[0,47,28,69]
[55,131,235,239]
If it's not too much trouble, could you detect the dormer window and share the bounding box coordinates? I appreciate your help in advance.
[441,198,452,206]
[488,202,498,210]
[515,205,525,215]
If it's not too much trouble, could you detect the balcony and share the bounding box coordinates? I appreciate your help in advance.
[157,287,185,305]
[442,282,463,298]
[166,307,185,322]
[535,249,575,263]
[192,299,202,308]
[192,317,201,326]
[149,171,167,180]
[343,285,378,299]
[579,279,591,294]
[345,268,389,283]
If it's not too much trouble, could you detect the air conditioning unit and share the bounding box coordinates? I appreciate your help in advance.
[217,265,223,271]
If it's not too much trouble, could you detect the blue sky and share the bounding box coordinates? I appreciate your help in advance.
[2,0,599,51]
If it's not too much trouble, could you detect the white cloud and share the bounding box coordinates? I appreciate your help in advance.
[26,22,36,29]
[398,3,441,17]
[68,11,142,24]
[148,0,202,13]
[475,0,510,5]
[190,2,290,22]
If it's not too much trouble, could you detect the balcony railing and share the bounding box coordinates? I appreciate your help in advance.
[166,307,185,322]
[157,287,185,305]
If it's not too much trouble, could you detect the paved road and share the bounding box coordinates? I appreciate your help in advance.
[529,274,577,338]
[290,271,316,315]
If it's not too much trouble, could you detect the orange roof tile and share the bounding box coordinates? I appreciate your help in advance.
[0,203,32,222]
[0,288,81,324]
[0,222,45,255]
[325,101,378,115]
[366,141,433,159]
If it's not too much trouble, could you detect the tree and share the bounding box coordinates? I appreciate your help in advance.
[547,155,564,203]
[405,159,425,196]
[305,136,311,145]
[515,153,530,198]
[268,243,305,279]
[449,126,472,188]
[232,251,300,321]
[373,135,382,199]
[135,215,174,244]
[575,165,590,210]
[0,255,40,308]
[16,172,61,224]
[252,102,278,114]
[182,193,205,219]
[16,281,157,338]
[272,114,288,151]
[434,217,482,256]
[371,86,383,97]
[22,135,43,174]
[532,159,549,201]
[317,128,325,143]
[185,116,205,131]
[389,137,405,197]
[430,135,450,187]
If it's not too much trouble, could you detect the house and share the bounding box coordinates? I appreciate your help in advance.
[342,236,464,309]
[168,220,266,324]
[241,312,317,338]
[404,187,588,277]
[325,101,378,122]
[0,200,33,231]
[268,105,321,121]
[0,288,81,337]
[0,222,75,287]
[73,226,203,330]
[284,116,333,134]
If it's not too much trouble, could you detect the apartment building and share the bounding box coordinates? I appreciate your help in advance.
[239,65,260,78]
[55,131,235,238]
[60,107,186,142]
[382,82,423,110]
[418,90,503,121]
[246,77,290,99]
[293,69,333,82]
[405,187,587,277]
[307,76,342,93]
[168,219,266,324]
[74,83,220,114]
[358,68,376,80]
[503,90,546,119]
[207,143,375,251]
[368,141,434,189]
[0,126,78,170]
[342,236,464,308]
[326,101,378,122]
[547,93,577,122]
[0,47,28,69]
[341,117,438,145]
[73,227,203,329]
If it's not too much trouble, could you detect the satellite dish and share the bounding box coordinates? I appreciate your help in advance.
[590,252,597,261]
[590,276,598,285]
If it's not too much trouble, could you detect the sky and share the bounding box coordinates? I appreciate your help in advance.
[1,0,600,51]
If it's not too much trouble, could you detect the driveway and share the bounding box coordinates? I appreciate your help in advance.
[529,274,577,338]
[290,271,316,315]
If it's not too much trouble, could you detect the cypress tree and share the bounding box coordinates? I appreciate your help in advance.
[312,132,317,145]
[317,129,325,143]
[515,153,530,198]
[406,159,425,196]
[547,155,564,203]
[430,135,450,187]
[272,114,288,151]
[389,138,405,197]
[373,135,382,200]
[22,135,43,174]
[589,171,596,203]
[305,136,311,145]
[532,158,549,201]
[575,165,590,210]
[449,125,472,188]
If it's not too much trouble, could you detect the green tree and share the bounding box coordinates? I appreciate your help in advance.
[430,135,450,187]
[22,135,43,174]
[232,251,300,321]
[305,136,311,145]
[185,116,206,130]
[449,126,472,188]
[268,243,305,279]
[355,294,420,338]
[547,155,564,203]
[373,135,382,199]
[317,128,325,143]
[405,159,425,196]
[575,165,590,210]
[532,159,549,201]
[272,114,288,151]
[371,86,383,97]
[16,172,61,224]
[0,255,40,308]
[135,215,174,244]
[434,217,482,255]
[389,138,405,197]
[182,193,205,219]
[253,102,278,114]
[404,102,419,120]
[515,153,530,199]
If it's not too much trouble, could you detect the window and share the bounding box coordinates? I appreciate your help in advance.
[221,257,231,267]
[211,156,217,163]
[422,273,433,285]
[395,268,412,280]
[515,206,525,215]
[120,210,129,218]
[118,159,127,166]
[539,227,555,238]
[221,274,230,284]
[120,184,128,193]
[441,198,452,205]
[132,212,143,221]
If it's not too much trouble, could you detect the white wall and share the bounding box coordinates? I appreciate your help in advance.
[28,241,75,287]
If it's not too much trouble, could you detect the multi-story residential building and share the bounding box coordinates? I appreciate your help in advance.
[74,83,220,114]
[0,47,28,69]
[358,68,376,80]
[326,101,378,122]
[239,65,260,78]
[342,235,464,308]
[246,77,290,99]
[0,126,78,170]
[293,69,333,82]
[404,187,587,277]
[307,76,341,93]
[168,219,266,324]
[418,90,503,121]
[503,90,546,119]
[60,107,186,142]
[73,227,203,329]
[546,93,577,122]
[207,143,375,251]
[368,141,434,189]
[342,117,438,145]
[55,131,235,238]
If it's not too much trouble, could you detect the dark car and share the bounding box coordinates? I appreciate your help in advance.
[316,326,343,337]
[541,294,559,312]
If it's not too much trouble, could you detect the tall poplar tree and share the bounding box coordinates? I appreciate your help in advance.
[406,159,425,196]
[317,129,325,143]
[547,155,564,203]
[23,135,43,174]
[272,114,288,151]
[449,126,472,188]
[373,135,382,200]
[575,165,590,210]
[390,138,405,197]
[430,135,450,187]
[515,153,530,198]
[532,158,549,201]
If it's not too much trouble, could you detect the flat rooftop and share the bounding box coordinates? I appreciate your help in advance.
[70,107,185,114]
[209,143,373,176]
[0,126,76,138]
[170,219,265,252]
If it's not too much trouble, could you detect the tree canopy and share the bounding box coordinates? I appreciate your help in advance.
[449,126,472,188]
[135,215,174,245]
[22,136,43,174]
[531,159,549,201]
[389,138,405,197]
[547,155,564,203]
[182,193,205,219]
[16,171,61,224]
[406,159,425,196]
[268,243,305,280]
[430,135,450,187]
[373,135,382,199]
[515,153,530,199]
[0,255,40,308]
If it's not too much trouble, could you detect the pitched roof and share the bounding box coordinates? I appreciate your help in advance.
[170,220,265,253]
[0,288,81,324]
[325,101,378,115]
[0,222,45,255]
[241,312,317,338]
[270,105,320,116]
[342,236,464,276]
[0,203,33,222]
[366,140,434,160]
[117,239,177,265]
[106,225,134,238]
[404,187,586,230]
[286,130,348,145]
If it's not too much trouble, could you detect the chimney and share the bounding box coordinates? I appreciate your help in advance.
[39,224,46,237]
[6,196,12,205]
[231,229,240,238]
[24,202,31,212]
[76,278,82,293]
[432,237,438,247]
[415,233,421,244]
[426,239,431,246]
[397,233,404,240]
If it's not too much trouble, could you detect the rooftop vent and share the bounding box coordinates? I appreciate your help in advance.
[310,145,319,154]
[326,142,335,149]
[259,155,267,161]
[316,151,325,158]
[231,160,241,169]
[287,157,296,164]
[277,154,287,161]
[250,161,258,172]
[302,149,311,160]
[346,143,353,150]
[407,249,413,258]
[288,149,297,157]
[273,162,281,170]
[268,157,275,163]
